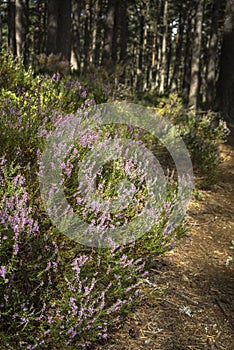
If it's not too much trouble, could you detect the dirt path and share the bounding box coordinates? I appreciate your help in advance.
[96,125,234,350]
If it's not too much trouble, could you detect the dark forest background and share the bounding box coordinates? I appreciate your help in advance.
[0,0,234,118]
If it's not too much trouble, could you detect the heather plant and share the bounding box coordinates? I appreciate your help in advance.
[0,60,110,169]
[175,111,229,184]
[153,94,230,184]
[0,56,218,349]
[0,50,34,91]
[117,91,229,184]
[54,119,186,250]
[0,157,148,348]
[0,110,187,348]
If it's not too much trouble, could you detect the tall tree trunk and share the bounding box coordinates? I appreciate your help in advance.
[0,1,2,48]
[132,42,138,89]
[216,0,234,119]
[143,17,149,91]
[46,0,58,55]
[102,0,116,68]
[8,0,16,55]
[15,0,28,60]
[46,0,71,62]
[34,1,41,56]
[159,0,168,95]
[34,0,46,57]
[91,0,99,65]
[170,7,184,92]
[188,0,204,110]
[166,24,172,91]
[136,5,145,91]
[111,0,119,65]
[42,0,47,53]
[57,0,71,61]
[182,12,193,100]
[71,0,82,70]
[149,21,157,89]
[94,0,103,66]
[205,0,221,109]
[119,0,127,63]
[152,0,162,91]
[83,0,91,70]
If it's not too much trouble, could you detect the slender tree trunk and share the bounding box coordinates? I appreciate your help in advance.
[166,24,172,91]
[8,0,16,55]
[136,6,145,91]
[94,0,103,66]
[34,1,43,56]
[170,7,184,92]
[84,0,91,70]
[71,0,82,70]
[188,0,204,110]
[57,0,71,61]
[119,0,127,62]
[0,1,2,48]
[112,0,119,65]
[152,0,162,91]
[155,36,162,90]
[159,0,168,95]
[15,0,28,60]
[42,0,47,53]
[182,12,193,100]
[46,0,58,55]
[206,0,221,109]
[149,21,157,89]
[91,0,99,65]
[143,18,149,91]
[102,0,116,68]
[216,0,234,119]
[132,42,137,89]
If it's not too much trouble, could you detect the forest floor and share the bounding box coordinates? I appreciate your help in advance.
[95,124,234,350]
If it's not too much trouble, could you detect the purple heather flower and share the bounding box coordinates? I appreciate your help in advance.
[52,72,61,82]
[47,316,53,324]
[70,297,77,303]
[85,99,95,107]
[20,317,29,323]
[170,241,176,249]
[13,243,19,256]
[80,90,87,98]
[0,266,6,279]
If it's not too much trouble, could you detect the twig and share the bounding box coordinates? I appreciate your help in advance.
[141,278,158,289]
[157,297,179,308]
[215,298,234,328]
[174,290,200,306]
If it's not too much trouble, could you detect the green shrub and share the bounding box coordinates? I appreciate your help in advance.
[0,50,34,91]
[153,94,230,185]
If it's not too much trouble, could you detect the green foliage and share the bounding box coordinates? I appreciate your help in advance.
[0,50,34,91]
[150,94,229,185]
[177,112,229,186]
[0,54,110,167]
